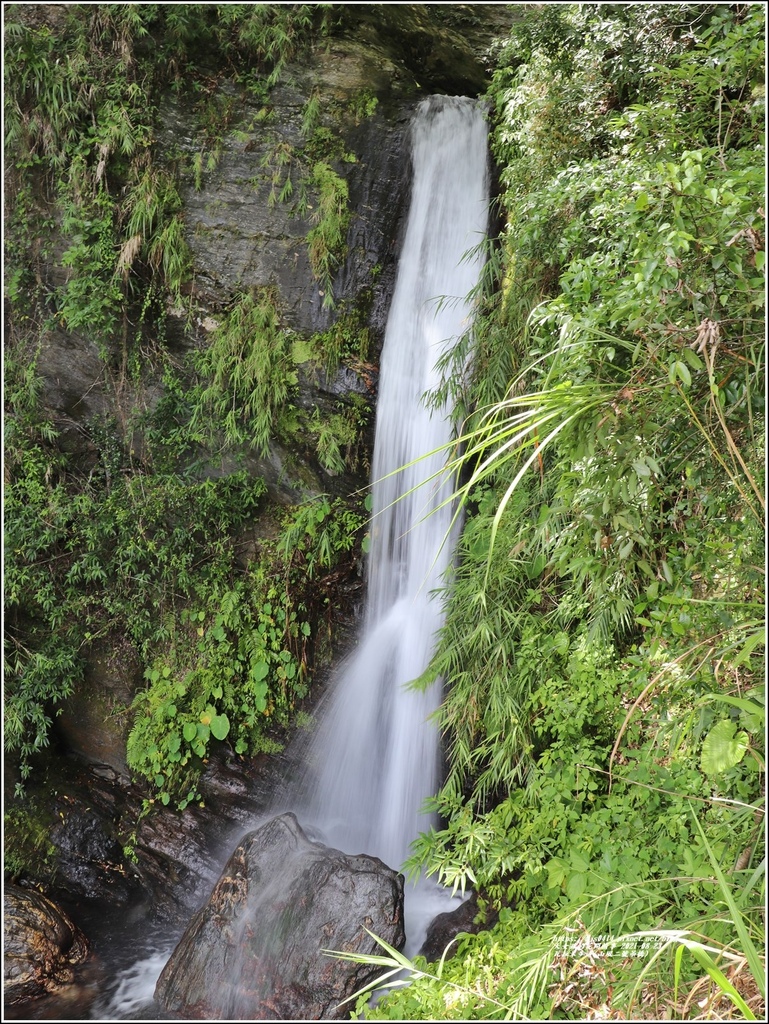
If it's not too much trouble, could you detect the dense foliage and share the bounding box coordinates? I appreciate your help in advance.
[3,3,369,804]
[360,4,765,1019]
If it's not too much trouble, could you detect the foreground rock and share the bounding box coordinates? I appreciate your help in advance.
[3,886,89,1004]
[419,890,500,963]
[155,813,405,1020]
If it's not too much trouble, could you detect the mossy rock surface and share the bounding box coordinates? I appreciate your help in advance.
[335,4,519,97]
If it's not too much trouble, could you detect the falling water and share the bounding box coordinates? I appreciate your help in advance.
[298,95,489,872]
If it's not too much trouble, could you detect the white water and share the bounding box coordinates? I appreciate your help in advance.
[93,949,171,1022]
[298,96,489,873]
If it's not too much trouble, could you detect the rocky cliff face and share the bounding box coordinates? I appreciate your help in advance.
[31,4,516,503]
[33,45,414,503]
[148,36,417,503]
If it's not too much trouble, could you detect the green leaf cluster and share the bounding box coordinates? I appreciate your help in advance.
[279,495,367,580]
[191,289,297,457]
[126,578,310,807]
[4,354,270,781]
[306,161,351,308]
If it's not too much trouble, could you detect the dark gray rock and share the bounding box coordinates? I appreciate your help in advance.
[336,4,517,97]
[159,54,412,338]
[419,890,499,963]
[155,812,405,1020]
[8,748,287,922]
[3,885,89,1004]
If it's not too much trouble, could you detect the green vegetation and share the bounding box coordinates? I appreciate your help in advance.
[352,4,764,1019]
[3,803,58,884]
[306,160,352,307]
[191,289,297,456]
[125,492,367,808]
[3,3,368,815]
[4,347,270,783]
[126,577,308,809]
[255,85,361,307]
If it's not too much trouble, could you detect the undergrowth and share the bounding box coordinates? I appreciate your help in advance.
[347,4,765,1019]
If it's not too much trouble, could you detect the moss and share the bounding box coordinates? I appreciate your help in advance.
[4,800,58,885]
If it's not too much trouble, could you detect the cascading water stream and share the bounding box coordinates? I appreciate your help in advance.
[296,95,489,877]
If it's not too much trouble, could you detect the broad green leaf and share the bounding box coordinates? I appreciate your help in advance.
[682,347,704,371]
[701,719,749,775]
[566,871,586,900]
[546,858,566,890]
[675,360,691,387]
[210,713,230,741]
[570,851,590,873]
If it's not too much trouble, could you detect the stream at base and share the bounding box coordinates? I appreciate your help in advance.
[5,882,465,1021]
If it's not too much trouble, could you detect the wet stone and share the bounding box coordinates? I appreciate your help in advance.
[155,812,405,1020]
[3,886,90,1005]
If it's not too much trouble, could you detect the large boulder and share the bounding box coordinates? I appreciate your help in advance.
[3,885,89,1004]
[155,812,405,1020]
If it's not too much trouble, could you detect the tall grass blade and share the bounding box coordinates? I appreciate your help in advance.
[690,810,766,1001]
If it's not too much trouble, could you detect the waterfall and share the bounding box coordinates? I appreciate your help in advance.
[79,97,489,1023]
[298,96,489,871]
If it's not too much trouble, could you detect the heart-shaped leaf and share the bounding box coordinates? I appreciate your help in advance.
[210,713,230,741]
[701,719,748,775]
